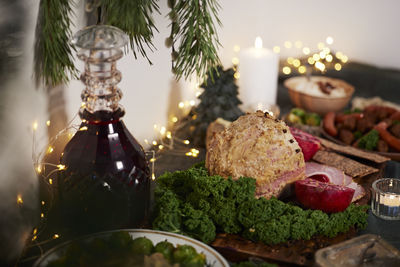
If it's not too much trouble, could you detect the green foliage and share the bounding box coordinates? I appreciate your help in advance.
[168,0,222,80]
[34,0,222,86]
[101,0,159,64]
[152,166,369,245]
[358,129,380,150]
[175,66,244,147]
[34,0,78,87]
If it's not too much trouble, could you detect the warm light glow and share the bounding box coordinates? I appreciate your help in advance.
[153,124,158,129]
[195,91,201,97]
[317,42,325,50]
[189,100,195,106]
[326,54,333,62]
[233,45,240,53]
[302,47,310,55]
[273,46,280,53]
[315,61,326,71]
[36,165,42,174]
[160,126,166,135]
[341,55,348,63]
[186,152,193,156]
[32,236,37,241]
[298,66,307,74]
[255,36,263,49]
[46,120,51,126]
[335,63,342,71]
[183,140,190,145]
[144,139,149,144]
[17,194,23,205]
[57,164,66,170]
[284,41,292,48]
[53,234,60,239]
[178,102,185,109]
[294,41,303,48]
[313,54,320,61]
[152,140,158,146]
[41,201,45,205]
[308,57,315,65]
[326,36,334,45]
[33,121,38,131]
[81,102,86,107]
[41,213,44,218]
[234,72,240,79]
[166,131,172,139]
[336,51,343,59]
[232,57,239,65]
[293,59,301,67]
[319,51,326,59]
[33,228,37,235]
[171,116,178,123]
[149,158,156,163]
[47,146,54,154]
[152,173,156,180]
[282,66,291,75]
[287,57,294,64]
[49,178,53,185]
[158,145,164,150]
[79,126,88,131]
[323,47,331,54]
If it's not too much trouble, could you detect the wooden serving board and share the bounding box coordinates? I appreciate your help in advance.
[211,142,388,266]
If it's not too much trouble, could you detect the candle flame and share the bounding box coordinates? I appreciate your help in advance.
[254,36,263,49]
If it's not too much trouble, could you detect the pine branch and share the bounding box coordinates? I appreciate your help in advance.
[169,0,222,80]
[34,0,78,87]
[101,0,160,64]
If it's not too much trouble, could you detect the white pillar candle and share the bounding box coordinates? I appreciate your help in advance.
[239,37,279,109]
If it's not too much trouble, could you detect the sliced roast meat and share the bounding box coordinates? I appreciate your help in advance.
[346,181,366,202]
[306,162,345,186]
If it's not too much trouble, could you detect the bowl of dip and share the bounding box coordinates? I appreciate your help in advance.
[284,76,355,115]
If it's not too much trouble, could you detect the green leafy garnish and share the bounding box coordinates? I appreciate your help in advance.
[358,129,380,150]
[152,166,369,245]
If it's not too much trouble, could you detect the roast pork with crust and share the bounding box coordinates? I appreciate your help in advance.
[206,110,306,198]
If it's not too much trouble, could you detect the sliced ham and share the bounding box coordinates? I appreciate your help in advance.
[306,162,345,185]
[346,182,366,202]
[305,162,364,203]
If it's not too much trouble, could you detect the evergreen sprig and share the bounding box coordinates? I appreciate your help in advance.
[169,0,222,80]
[34,0,78,87]
[34,0,222,86]
[101,0,160,64]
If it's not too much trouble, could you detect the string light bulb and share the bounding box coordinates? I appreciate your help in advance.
[273,46,280,53]
[282,66,291,75]
[326,36,334,45]
[17,194,23,205]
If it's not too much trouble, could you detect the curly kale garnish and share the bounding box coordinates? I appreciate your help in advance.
[152,166,369,245]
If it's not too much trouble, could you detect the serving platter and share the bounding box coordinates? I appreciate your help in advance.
[34,229,229,267]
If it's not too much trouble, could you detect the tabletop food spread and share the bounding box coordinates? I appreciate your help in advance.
[4,4,400,266]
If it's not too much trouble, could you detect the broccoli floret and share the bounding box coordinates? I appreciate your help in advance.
[358,129,379,150]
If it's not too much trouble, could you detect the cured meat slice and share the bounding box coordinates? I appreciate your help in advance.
[346,181,366,202]
[305,162,345,185]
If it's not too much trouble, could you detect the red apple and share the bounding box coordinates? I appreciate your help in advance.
[295,179,355,213]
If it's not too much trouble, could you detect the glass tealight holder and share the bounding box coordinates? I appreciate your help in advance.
[371,178,400,220]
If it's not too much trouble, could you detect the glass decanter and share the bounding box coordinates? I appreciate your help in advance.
[54,25,150,237]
